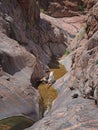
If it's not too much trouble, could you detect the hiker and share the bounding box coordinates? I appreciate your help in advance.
[40,70,55,85]
[47,71,54,85]
[40,70,50,83]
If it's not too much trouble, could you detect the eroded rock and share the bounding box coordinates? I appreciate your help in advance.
[39,0,84,17]
[0,32,41,121]
[25,2,98,129]
[86,2,98,38]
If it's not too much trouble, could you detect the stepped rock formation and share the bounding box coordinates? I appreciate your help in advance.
[25,1,98,130]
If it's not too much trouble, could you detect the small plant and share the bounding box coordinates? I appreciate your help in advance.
[40,8,45,13]
[65,50,71,55]
[78,5,84,11]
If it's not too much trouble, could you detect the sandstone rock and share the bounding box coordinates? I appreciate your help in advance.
[39,0,84,17]
[60,53,73,72]
[0,32,42,120]
[0,0,28,44]
[86,2,98,38]
[18,0,40,25]
[25,31,98,130]
[0,0,68,66]
[25,3,98,128]
[87,30,98,50]
[38,0,49,10]
[0,0,98,130]
[82,0,97,10]
[40,13,85,42]
[0,0,76,122]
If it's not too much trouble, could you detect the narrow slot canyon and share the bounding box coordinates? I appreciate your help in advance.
[0,0,98,130]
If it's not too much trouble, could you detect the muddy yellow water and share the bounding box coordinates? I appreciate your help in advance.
[0,116,34,130]
[38,58,67,112]
[52,63,67,80]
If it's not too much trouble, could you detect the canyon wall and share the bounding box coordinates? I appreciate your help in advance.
[25,0,98,130]
[0,0,67,121]
[39,0,84,17]
[0,0,98,129]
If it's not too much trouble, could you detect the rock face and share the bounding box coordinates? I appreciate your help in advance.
[18,0,40,25]
[0,0,98,129]
[83,0,97,10]
[86,2,98,38]
[25,1,98,130]
[0,0,43,121]
[0,32,40,120]
[0,0,68,121]
[0,0,84,123]
[39,0,84,17]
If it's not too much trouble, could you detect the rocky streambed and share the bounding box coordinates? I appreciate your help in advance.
[0,0,98,130]
[0,58,67,130]
[38,58,67,117]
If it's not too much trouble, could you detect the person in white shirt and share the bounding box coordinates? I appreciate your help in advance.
[40,71,55,86]
[48,71,54,85]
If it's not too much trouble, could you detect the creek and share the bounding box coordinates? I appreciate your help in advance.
[38,57,67,116]
[0,116,34,130]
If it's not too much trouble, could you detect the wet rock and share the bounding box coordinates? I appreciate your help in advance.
[83,0,97,10]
